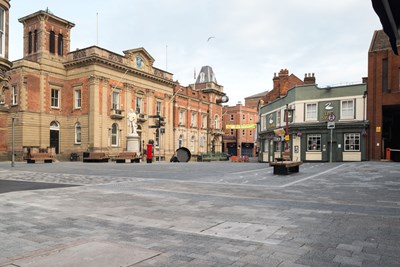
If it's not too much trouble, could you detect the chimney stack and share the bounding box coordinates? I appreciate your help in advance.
[304,73,316,84]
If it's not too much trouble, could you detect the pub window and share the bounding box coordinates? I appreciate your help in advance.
[341,100,354,119]
[305,103,318,121]
[344,133,360,151]
[307,134,321,151]
[230,114,234,121]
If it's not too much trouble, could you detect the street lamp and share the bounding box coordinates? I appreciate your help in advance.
[11,116,15,167]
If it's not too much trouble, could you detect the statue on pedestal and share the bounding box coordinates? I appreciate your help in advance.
[127,108,138,135]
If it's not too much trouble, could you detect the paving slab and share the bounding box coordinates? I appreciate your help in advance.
[0,161,399,266]
[10,241,160,267]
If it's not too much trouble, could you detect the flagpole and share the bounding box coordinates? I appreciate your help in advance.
[194,67,196,91]
[96,12,99,46]
[166,45,168,71]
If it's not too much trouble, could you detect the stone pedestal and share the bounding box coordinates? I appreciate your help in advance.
[126,134,140,153]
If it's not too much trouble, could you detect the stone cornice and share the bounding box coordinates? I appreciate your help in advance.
[64,54,177,87]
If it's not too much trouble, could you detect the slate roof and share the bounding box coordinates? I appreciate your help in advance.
[195,66,218,84]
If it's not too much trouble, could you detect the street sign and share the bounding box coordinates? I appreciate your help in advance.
[327,113,336,122]
[148,125,159,128]
[327,122,335,129]
[226,124,257,129]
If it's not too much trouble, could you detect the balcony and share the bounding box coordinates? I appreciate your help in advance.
[110,109,124,119]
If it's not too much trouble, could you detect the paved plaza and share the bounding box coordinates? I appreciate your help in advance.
[0,160,399,266]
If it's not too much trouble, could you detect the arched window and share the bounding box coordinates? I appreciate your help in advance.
[214,115,219,129]
[58,33,63,56]
[111,123,119,146]
[49,31,55,54]
[50,121,59,130]
[75,122,81,144]
[28,31,33,54]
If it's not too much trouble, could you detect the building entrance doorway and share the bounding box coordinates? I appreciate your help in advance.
[50,121,60,154]
[383,105,400,161]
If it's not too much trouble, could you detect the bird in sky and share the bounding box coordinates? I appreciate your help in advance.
[207,36,215,42]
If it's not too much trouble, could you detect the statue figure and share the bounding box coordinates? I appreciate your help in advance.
[127,108,138,134]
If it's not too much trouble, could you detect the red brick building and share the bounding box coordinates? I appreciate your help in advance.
[222,103,258,157]
[368,30,400,161]
[0,0,13,160]
[2,10,178,161]
[173,66,227,156]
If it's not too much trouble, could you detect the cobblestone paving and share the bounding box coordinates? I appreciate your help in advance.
[0,161,399,266]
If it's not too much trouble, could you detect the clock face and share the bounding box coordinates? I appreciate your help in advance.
[136,56,144,68]
[221,95,229,103]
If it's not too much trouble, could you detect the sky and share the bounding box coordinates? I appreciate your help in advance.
[8,0,383,105]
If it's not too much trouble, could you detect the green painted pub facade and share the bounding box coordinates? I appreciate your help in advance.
[258,83,369,162]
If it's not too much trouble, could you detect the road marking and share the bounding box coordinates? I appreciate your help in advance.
[231,167,270,174]
[278,164,347,188]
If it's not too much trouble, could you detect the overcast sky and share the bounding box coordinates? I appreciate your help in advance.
[9,0,382,105]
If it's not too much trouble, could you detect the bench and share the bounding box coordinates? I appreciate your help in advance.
[275,151,291,162]
[26,153,55,163]
[112,152,140,163]
[269,161,303,175]
[82,152,110,163]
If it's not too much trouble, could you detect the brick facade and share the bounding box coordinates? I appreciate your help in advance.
[368,30,400,160]
[0,0,12,160]
[173,67,226,157]
[3,10,179,161]
[1,10,228,161]
[222,103,258,157]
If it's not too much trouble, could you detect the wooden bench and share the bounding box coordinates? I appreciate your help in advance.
[112,152,140,163]
[26,153,55,163]
[269,161,303,175]
[82,152,110,163]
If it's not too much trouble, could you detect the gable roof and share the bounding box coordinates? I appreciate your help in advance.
[123,47,155,65]
[369,30,393,52]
